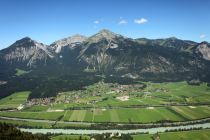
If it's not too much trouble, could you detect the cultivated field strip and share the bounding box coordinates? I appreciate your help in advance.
[2,106,210,123]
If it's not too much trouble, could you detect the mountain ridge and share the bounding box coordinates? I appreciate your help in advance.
[0,29,210,98]
[0,29,210,78]
[1,29,209,50]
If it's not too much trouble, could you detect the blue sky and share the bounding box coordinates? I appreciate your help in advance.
[0,0,210,49]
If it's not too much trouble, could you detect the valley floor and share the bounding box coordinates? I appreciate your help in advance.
[0,81,210,139]
[49,129,210,140]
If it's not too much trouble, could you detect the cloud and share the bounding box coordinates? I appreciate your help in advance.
[119,19,127,25]
[94,20,100,24]
[134,18,148,24]
[200,34,206,39]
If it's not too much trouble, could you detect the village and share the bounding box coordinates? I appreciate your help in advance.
[23,81,172,109]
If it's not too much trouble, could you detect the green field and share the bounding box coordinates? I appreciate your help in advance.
[61,106,210,123]
[0,119,53,128]
[50,135,90,140]
[132,129,210,140]
[48,129,210,140]
[1,105,210,123]
[15,68,30,76]
[1,81,210,127]
[0,91,30,109]
[23,105,50,112]
[0,111,64,121]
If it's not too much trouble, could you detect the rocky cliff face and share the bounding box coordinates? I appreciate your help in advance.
[195,42,210,61]
[50,35,87,54]
[0,37,53,68]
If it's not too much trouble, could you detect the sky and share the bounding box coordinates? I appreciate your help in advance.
[0,0,210,49]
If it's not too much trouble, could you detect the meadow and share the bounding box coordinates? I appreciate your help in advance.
[49,129,210,140]
[1,105,210,123]
[0,91,30,109]
[132,129,210,140]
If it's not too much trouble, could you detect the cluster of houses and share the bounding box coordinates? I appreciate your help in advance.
[23,82,157,108]
[26,97,54,106]
[110,83,144,94]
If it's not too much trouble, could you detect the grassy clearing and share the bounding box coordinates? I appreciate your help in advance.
[0,91,30,109]
[15,68,30,76]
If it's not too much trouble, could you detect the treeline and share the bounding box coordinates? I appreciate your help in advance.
[0,69,102,99]
[0,122,49,140]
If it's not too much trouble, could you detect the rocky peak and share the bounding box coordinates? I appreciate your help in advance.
[196,41,210,60]
[88,29,122,43]
[167,37,178,41]
[200,41,209,46]
[0,37,54,67]
[50,34,87,53]
[10,37,35,48]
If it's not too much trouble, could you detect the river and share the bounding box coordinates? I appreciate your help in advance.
[20,122,210,134]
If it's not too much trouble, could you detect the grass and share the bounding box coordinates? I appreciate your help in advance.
[15,68,30,76]
[1,81,210,125]
[52,81,210,109]
[69,110,87,122]
[50,135,90,140]
[23,105,49,112]
[1,105,210,123]
[0,111,64,121]
[49,129,210,140]
[0,91,30,109]
[59,106,210,123]
[0,119,52,128]
[171,106,210,120]
[2,105,209,123]
[132,129,210,140]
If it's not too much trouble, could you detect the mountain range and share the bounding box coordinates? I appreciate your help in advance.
[0,29,210,98]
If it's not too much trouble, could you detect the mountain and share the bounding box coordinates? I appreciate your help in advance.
[0,29,210,98]
[78,29,132,71]
[50,34,87,54]
[136,37,197,52]
[0,37,53,68]
[195,42,210,61]
[0,29,209,76]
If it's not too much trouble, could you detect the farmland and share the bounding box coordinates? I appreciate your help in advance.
[48,129,210,140]
[0,81,210,128]
[1,105,210,123]
[0,91,30,109]
[0,82,210,140]
[48,81,210,109]
[132,129,210,140]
